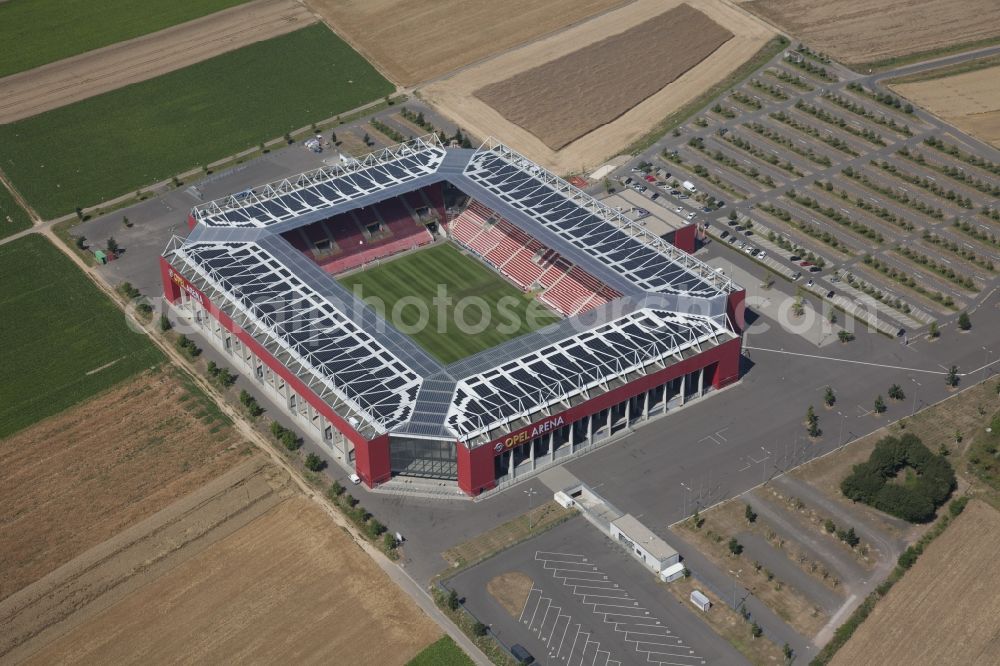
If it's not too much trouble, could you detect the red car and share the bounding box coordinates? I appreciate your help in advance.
[800,260,813,267]
[645,174,656,183]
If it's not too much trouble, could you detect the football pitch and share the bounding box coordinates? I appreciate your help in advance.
[338,243,560,364]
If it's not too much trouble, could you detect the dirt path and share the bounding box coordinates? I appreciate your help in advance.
[0,0,316,123]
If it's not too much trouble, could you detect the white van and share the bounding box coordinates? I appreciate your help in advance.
[682,180,697,193]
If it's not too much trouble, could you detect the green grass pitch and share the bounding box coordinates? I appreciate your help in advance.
[338,243,561,365]
[0,235,163,438]
[0,0,253,78]
[0,24,394,219]
[406,637,475,666]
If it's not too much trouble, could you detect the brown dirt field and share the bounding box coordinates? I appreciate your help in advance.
[741,0,1000,67]
[0,368,245,602]
[19,494,441,665]
[0,0,316,122]
[475,4,732,150]
[830,500,1000,666]
[487,572,534,618]
[893,67,1000,148]
[422,0,774,174]
[304,0,632,86]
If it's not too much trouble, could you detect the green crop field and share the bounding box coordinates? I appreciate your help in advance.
[0,183,32,240]
[406,637,474,666]
[0,0,253,78]
[0,236,163,438]
[0,24,394,219]
[339,243,560,364]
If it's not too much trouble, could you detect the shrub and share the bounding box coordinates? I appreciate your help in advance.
[472,621,488,637]
[327,480,344,500]
[366,518,387,539]
[745,504,757,524]
[948,496,969,516]
[824,518,836,533]
[958,312,971,330]
[382,531,397,551]
[158,314,172,332]
[728,537,744,556]
[447,588,460,611]
[304,452,325,471]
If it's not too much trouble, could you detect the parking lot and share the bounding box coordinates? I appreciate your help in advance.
[604,44,1000,338]
[448,517,746,665]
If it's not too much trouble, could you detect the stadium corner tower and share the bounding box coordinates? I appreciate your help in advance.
[161,137,746,496]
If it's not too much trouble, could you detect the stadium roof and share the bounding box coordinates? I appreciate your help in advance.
[166,136,740,445]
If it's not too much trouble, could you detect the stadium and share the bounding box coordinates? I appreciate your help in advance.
[160,136,745,496]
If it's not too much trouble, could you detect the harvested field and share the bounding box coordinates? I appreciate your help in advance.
[893,66,1000,148]
[486,572,534,618]
[305,0,631,86]
[12,490,441,665]
[422,0,774,173]
[830,500,1000,666]
[0,0,317,123]
[0,368,243,603]
[476,5,731,150]
[742,0,1000,68]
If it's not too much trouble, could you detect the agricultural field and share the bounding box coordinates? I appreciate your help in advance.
[0,183,31,239]
[892,62,1000,149]
[742,0,1000,69]
[0,0,317,123]
[829,500,1000,665]
[476,4,733,150]
[0,368,243,603]
[0,24,394,219]
[0,0,253,78]
[421,0,774,173]
[0,235,162,438]
[339,243,561,364]
[16,494,442,665]
[305,0,631,86]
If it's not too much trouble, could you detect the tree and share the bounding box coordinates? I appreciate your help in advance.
[958,311,971,331]
[806,405,818,427]
[728,537,744,556]
[382,531,397,551]
[122,215,131,228]
[745,504,757,524]
[158,314,172,332]
[75,235,87,250]
[946,365,959,388]
[838,330,855,343]
[751,622,763,639]
[106,236,119,255]
[284,132,293,144]
[329,130,337,144]
[824,386,836,407]
[888,384,905,401]
[362,132,372,146]
[447,588,460,611]
[728,210,738,221]
[472,621,488,637]
[838,526,860,548]
[823,518,836,533]
[783,642,794,662]
[929,321,940,338]
[691,509,705,529]
[874,395,886,414]
[304,453,325,471]
[75,207,84,221]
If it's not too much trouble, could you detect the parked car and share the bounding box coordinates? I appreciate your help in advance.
[728,235,737,244]
[789,255,801,262]
[758,250,767,259]
[686,211,697,220]
[809,266,821,273]
[791,272,801,281]
[806,278,814,287]
[670,189,682,195]
[678,194,690,200]
[800,260,813,267]
[674,206,683,213]
[650,193,660,202]
[721,230,730,239]
[349,473,361,484]
[826,290,835,298]
[737,240,745,248]
[701,206,712,213]
[645,174,656,183]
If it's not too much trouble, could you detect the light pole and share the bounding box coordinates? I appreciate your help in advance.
[524,487,538,530]
[681,482,692,517]
[838,411,846,446]
[910,376,920,416]
[761,447,770,485]
[729,569,743,609]
[983,346,994,377]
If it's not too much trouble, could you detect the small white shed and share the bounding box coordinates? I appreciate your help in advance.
[690,590,711,612]
[659,562,686,583]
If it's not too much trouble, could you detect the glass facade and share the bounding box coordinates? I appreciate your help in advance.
[390,436,458,480]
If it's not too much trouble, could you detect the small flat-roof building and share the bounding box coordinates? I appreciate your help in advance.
[610,514,679,574]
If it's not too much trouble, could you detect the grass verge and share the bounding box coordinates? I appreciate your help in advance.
[0,235,163,438]
[0,24,394,219]
[0,0,253,78]
[338,244,560,364]
[406,636,475,666]
[625,35,789,155]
